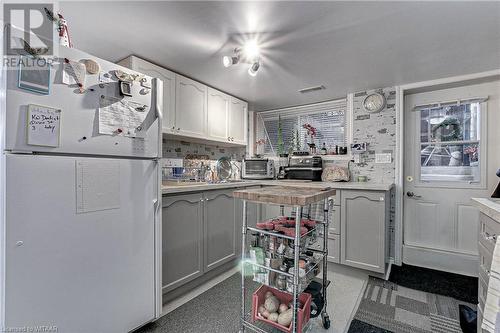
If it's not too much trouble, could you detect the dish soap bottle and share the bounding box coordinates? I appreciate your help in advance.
[320,143,327,155]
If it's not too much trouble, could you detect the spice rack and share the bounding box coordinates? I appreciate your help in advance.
[233,186,336,333]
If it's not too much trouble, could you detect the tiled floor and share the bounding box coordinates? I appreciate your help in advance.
[151,263,369,333]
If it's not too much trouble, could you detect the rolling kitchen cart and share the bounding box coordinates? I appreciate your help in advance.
[233,186,336,333]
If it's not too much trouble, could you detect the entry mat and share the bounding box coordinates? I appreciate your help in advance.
[347,277,476,333]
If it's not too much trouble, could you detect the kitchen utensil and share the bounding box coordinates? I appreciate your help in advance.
[216,156,232,181]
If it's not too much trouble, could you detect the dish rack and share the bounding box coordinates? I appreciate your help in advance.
[234,186,334,333]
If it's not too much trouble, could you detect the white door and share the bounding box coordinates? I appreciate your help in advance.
[207,87,229,142]
[129,57,176,133]
[403,81,500,276]
[229,97,248,145]
[4,154,157,333]
[175,74,207,138]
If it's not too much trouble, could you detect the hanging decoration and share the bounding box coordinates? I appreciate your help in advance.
[44,7,73,48]
[431,117,462,142]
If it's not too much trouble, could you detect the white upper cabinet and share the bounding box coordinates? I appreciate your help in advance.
[117,56,176,133]
[229,97,248,145]
[175,74,207,138]
[207,87,229,142]
[118,56,247,146]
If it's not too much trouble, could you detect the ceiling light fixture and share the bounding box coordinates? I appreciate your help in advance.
[222,40,262,77]
[222,54,240,68]
[243,39,260,59]
[248,61,260,77]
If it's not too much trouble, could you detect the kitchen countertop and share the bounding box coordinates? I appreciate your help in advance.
[472,197,500,221]
[162,179,394,195]
[233,186,337,206]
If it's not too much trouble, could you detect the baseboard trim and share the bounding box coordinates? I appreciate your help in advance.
[403,245,478,277]
[162,262,239,315]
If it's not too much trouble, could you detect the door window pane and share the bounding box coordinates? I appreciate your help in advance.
[419,103,481,183]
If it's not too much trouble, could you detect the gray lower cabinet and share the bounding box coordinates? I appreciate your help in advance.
[162,193,204,293]
[341,190,389,273]
[162,188,247,293]
[204,190,241,272]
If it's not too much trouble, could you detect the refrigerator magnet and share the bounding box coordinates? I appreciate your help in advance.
[18,56,51,95]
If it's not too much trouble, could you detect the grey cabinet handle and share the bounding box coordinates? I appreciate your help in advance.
[406,191,422,199]
[484,231,497,242]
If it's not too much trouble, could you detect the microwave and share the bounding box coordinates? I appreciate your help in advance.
[241,158,275,179]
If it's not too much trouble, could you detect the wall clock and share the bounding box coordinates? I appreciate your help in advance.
[362,93,386,113]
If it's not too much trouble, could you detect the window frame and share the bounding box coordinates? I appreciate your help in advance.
[414,101,488,189]
[253,98,350,158]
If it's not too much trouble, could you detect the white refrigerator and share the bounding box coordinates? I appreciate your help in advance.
[0,46,163,332]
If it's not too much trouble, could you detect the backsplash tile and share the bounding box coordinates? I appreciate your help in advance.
[162,138,246,161]
[351,87,397,183]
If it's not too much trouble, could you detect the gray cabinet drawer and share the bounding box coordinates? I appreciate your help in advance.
[479,242,492,274]
[327,235,340,264]
[479,263,490,286]
[479,213,500,254]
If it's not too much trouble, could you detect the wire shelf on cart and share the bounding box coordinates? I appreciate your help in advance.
[234,185,336,333]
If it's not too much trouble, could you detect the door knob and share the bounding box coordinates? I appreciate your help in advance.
[406,191,422,199]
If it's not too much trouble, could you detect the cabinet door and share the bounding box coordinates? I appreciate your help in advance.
[121,56,176,133]
[175,74,207,138]
[228,97,248,145]
[162,193,204,292]
[207,87,229,142]
[327,235,340,264]
[341,190,387,273]
[204,190,239,271]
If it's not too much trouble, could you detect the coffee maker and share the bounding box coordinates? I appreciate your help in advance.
[492,169,500,198]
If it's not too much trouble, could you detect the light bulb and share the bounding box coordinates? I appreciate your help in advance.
[243,40,260,59]
[222,56,232,68]
[248,62,260,76]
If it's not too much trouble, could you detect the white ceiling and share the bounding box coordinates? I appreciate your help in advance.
[60,1,500,111]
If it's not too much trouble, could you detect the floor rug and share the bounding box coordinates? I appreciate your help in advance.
[389,264,478,304]
[348,277,476,333]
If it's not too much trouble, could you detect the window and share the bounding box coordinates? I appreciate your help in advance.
[255,99,347,155]
[418,101,482,183]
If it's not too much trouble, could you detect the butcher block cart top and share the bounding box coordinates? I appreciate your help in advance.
[233,186,336,206]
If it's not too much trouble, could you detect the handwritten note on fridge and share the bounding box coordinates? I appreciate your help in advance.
[27,104,61,147]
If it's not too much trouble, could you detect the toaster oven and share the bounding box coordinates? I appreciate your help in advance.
[241,158,275,179]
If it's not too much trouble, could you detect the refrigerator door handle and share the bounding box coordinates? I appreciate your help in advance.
[152,77,163,159]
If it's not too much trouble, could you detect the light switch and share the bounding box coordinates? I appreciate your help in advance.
[375,153,392,163]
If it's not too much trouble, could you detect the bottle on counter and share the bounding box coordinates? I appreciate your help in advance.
[320,143,327,155]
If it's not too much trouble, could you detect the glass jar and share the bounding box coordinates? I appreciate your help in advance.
[276,275,287,290]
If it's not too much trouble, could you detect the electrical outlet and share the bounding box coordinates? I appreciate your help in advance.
[162,158,183,167]
[375,153,392,163]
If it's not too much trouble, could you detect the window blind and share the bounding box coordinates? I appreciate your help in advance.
[256,99,347,155]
